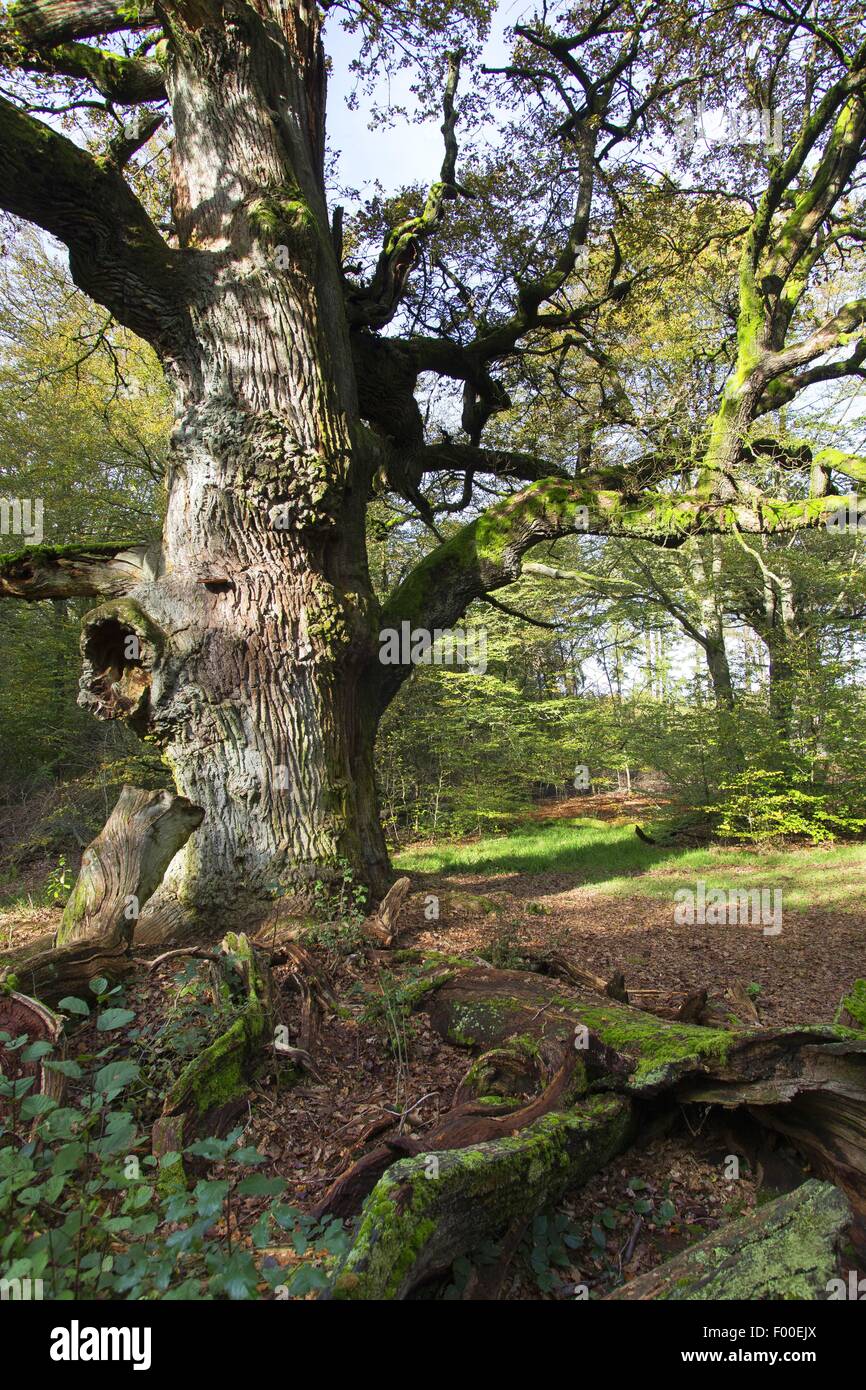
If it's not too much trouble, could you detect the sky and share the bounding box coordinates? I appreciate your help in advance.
[322,3,516,202]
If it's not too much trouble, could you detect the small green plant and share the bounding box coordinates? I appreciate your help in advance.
[44,854,73,906]
[522,1211,585,1294]
[358,969,420,1103]
[311,858,368,926]
[481,920,525,970]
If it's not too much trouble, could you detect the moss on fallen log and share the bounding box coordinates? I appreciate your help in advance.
[330,1092,633,1300]
[427,965,862,1095]
[606,1180,851,1300]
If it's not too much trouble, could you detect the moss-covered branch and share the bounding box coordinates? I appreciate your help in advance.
[8,0,157,44]
[20,39,166,102]
[326,962,866,1299]
[697,72,866,497]
[375,474,853,707]
[347,51,466,331]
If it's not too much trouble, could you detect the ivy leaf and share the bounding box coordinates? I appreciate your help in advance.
[236,1173,286,1198]
[657,1199,677,1225]
[94,1059,139,1093]
[58,996,90,1017]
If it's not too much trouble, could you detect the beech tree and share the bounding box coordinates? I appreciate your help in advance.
[1,0,866,937]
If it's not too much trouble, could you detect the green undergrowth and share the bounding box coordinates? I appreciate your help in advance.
[0,973,344,1299]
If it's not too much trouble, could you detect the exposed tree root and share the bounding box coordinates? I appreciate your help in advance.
[0,933,137,1006]
[316,1041,589,1219]
[606,1179,851,1300]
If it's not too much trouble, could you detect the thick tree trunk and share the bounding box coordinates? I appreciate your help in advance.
[73,4,392,928]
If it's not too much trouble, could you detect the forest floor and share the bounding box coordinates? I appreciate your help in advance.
[2,793,864,1299]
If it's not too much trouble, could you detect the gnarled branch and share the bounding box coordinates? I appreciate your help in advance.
[0,97,191,352]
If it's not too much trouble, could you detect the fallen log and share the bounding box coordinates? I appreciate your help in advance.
[606,1179,851,1300]
[1,933,138,1007]
[329,1092,633,1300]
[324,959,866,1298]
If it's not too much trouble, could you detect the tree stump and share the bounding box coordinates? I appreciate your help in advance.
[0,989,65,1131]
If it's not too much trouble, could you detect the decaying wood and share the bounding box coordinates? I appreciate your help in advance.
[273,941,339,1011]
[317,1041,588,1219]
[639,982,761,1027]
[56,786,203,947]
[329,1091,633,1300]
[606,1179,851,1300]
[361,876,412,947]
[521,948,629,1003]
[0,933,136,1007]
[0,990,65,1130]
[327,959,866,1297]
[272,940,338,1059]
[151,933,274,1181]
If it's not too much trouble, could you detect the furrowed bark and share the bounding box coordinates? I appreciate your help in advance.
[0,2,394,920]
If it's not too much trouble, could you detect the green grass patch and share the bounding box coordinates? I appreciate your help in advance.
[395,820,866,912]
